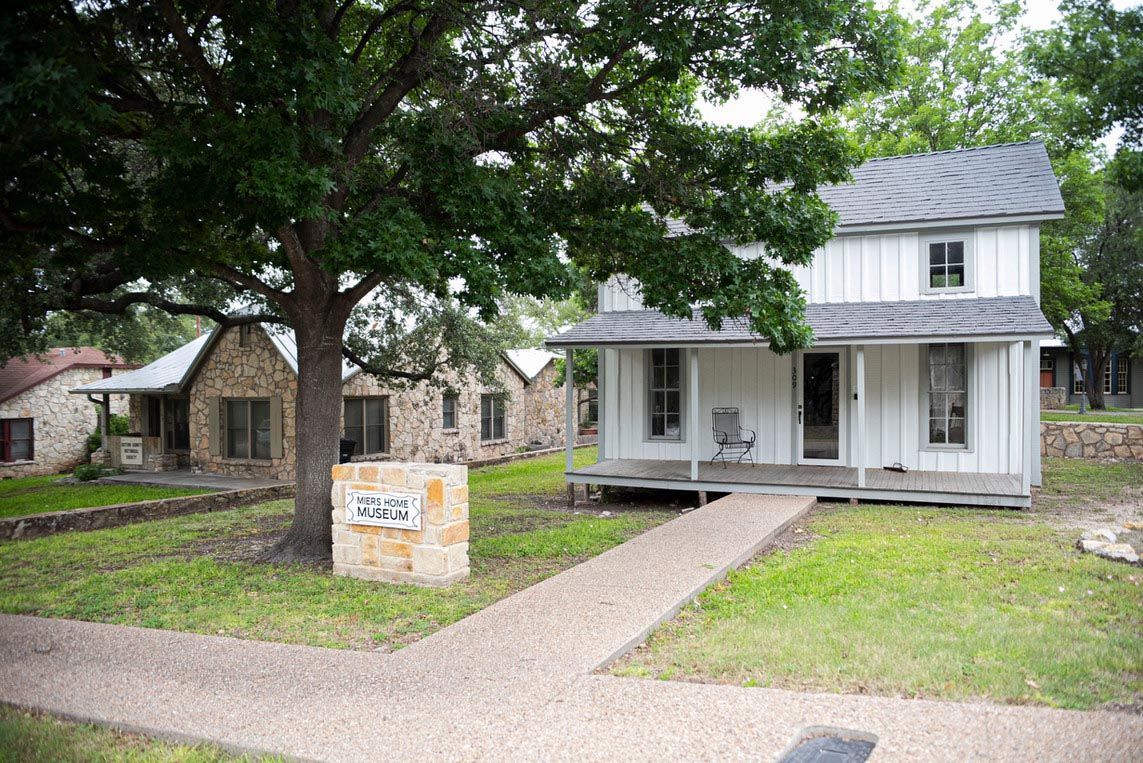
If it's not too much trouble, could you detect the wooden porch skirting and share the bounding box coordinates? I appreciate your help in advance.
[568,459,1027,508]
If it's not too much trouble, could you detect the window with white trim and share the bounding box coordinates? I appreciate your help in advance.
[1104,361,1113,395]
[922,235,972,292]
[1117,357,1129,395]
[648,348,682,439]
[927,343,967,447]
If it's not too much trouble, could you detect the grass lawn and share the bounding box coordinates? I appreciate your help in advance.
[0,475,213,520]
[1042,410,1143,425]
[612,458,1143,710]
[0,705,269,762]
[0,447,679,650]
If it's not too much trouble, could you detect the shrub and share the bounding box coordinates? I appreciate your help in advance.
[73,464,121,482]
[87,413,131,452]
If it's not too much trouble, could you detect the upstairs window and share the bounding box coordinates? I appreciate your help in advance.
[0,418,33,462]
[927,343,967,448]
[922,235,973,293]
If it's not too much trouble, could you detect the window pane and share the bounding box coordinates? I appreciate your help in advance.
[480,417,490,441]
[652,348,664,366]
[929,345,945,365]
[653,364,665,389]
[947,343,964,364]
[9,420,31,440]
[664,364,679,390]
[344,399,363,429]
[947,241,964,263]
[366,425,384,454]
[666,390,680,416]
[481,395,491,418]
[227,401,247,429]
[228,426,248,459]
[252,401,271,459]
[664,349,680,367]
[929,392,947,418]
[948,392,966,418]
[946,364,965,391]
[493,411,505,440]
[948,418,966,444]
[651,413,664,437]
[947,263,964,287]
[929,418,946,444]
[665,414,680,438]
[929,242,946,265]
[366,398,385,427]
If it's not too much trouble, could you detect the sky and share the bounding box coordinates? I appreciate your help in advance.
[697,0,1132,152]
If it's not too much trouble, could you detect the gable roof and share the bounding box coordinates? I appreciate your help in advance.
[547,296,1054,347]
[664,141,1065,235]
[0,347,136,403]
[502,349,558,384]
[73,323,549,394]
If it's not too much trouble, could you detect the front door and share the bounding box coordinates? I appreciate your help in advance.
[798,351,844,464]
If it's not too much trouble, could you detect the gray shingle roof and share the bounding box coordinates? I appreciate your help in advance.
[663,141,1064,233]
[546,296,1054,347]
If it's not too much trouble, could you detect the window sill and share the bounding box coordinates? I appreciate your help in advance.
[919,446,974,454]
[441,428,460,434]
[921,286,975,295]
[480,438,510,446]
[0,460,35,466]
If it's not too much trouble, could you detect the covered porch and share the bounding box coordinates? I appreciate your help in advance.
[568,458,1027,508]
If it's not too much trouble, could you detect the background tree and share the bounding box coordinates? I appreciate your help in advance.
[42,308,206,364]
[841,0,1140,408]
[1,1,900,561]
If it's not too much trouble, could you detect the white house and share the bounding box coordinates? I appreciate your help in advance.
[548,142,1064,508]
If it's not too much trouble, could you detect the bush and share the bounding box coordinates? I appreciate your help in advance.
[87,413,131,453]
[73,464,121,482]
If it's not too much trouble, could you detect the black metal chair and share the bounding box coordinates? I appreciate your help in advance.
[711,407,755,467]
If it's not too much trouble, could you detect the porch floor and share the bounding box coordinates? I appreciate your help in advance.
[569,459,1026,507]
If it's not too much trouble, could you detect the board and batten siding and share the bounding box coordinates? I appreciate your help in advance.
[602,344,1027,476]
[598,224,1037,310]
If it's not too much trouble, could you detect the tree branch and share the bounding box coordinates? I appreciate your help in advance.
[341,343,445,381]
[155,0,234,114]
[63,291,283,328]
[207,263,288,304]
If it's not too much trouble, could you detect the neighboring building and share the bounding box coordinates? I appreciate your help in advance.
[550,142,1064,508]
[0,347,134,477]
[72,324,567,480]
[1039,338,1140,409]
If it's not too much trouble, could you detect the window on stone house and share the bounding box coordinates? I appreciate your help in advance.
[344,397,389,455]
[442,394,458,429]
[480,394,505,441]
[238,324,252,347]
[0,418,33,462]
[226,399,271,459]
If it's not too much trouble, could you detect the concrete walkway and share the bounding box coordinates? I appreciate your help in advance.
[2,493,1140,761]
[100,469,289,490]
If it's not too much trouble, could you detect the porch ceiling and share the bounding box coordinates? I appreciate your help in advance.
[546,296,1053,349]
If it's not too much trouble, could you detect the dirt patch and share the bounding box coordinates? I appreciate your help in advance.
[1028,485,1143,531]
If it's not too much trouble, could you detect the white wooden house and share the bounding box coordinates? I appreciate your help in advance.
[549,142,1064,508]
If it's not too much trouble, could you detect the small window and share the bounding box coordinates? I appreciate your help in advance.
[1117,357,1129,395]
[238,324,252,347]
[480,394,505,441]
[226,399,271,459]
[442,394,458,429]
[648,348,682,439]
[0,418,34,462]
[927,241,967,289]
[344,397,389,455]
[1039,355,1053,372]
[927,343,966,447]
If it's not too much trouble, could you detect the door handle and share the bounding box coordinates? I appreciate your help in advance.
[796,405,803,425]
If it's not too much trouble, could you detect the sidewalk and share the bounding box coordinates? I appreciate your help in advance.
[1,492,1139,761]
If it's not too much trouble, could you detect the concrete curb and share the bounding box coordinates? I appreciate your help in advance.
[0,483,296,541]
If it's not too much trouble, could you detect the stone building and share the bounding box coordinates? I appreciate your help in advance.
[73,324,569,480]
[0,348,134,477]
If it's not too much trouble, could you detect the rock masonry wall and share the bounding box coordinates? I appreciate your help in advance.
[0,368,129,477]
[1040,421,1143,460]
[331,461,469,586]
[1039,386,1067,410]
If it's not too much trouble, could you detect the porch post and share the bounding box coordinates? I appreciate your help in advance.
[689,348,699,481]
[856,345,866,488]
[100,393,110,447]
[1022,340,1033,496]
[565,349,575,507]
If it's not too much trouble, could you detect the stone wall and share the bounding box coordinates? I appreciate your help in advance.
[1040,386,1066,410]
[0,368,129,477]
[1041,421,1143,460]
[181,325,567,480]
[189,325,297,480]
[331,461,469,586]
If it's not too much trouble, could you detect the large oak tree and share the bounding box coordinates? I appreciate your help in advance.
[1,1,899,561]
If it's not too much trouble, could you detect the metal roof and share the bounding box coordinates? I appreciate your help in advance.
[502,349,558,383]
[71,334,212,394]
[546,296,1054,347]
[663,141,1065,234]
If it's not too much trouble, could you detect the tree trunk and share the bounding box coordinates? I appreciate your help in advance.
[262,314,347,563]
[1087,351,1109,410]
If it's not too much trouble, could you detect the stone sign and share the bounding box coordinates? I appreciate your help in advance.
[331,462,469,587]
[119,436,144,467]
[345,489,422,530]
